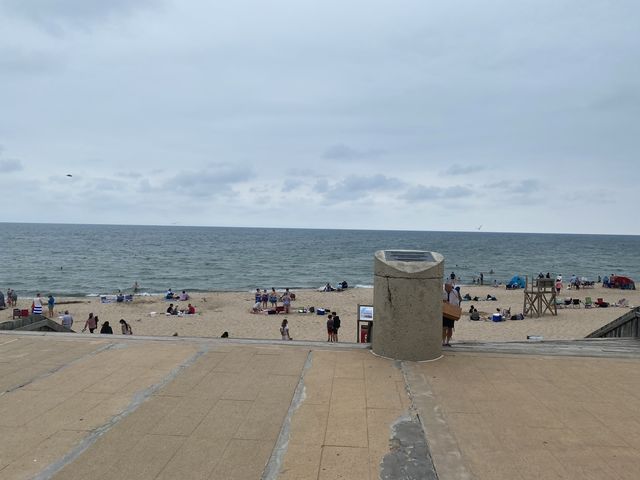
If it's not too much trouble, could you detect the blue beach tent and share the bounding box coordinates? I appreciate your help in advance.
[507,275,526,289]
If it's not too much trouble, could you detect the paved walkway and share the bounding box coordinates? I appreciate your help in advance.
[1,333,639,479]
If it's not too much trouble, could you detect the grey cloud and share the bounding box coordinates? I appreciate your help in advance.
[314,179,330,194]
[401,185,474,202]
[1,0,161,33]
[323,144,386,160]
[281,178,302,193]
[315,174,407,202]
[441,164,486,176]
[486,179,541,195]
[159,166,250,198]
[0,158,23,173]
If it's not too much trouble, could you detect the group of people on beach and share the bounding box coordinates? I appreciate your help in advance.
[1,288,18,308]
[165,288,190,301]
[251,288,295,314]
[166,303,196,315]
[80,312,132,335]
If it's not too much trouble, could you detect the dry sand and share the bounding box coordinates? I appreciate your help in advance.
[5,285,638,343]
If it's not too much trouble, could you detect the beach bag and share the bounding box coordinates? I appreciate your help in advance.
[442,301,462,321]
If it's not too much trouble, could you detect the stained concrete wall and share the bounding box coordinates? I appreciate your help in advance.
[372,250,444,361]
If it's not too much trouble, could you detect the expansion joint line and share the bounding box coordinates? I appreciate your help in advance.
[399,361,474,480]
[261,350,313,480]
[1,341,117,396]
[33,344,212,480]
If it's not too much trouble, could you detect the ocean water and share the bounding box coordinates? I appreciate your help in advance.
[0,223,638,297]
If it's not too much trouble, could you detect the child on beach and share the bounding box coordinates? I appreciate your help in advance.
[280,319,291,340]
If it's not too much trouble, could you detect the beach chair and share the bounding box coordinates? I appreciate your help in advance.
[584,297,593,308]
[571,298,581,308]
[12,308,21,319]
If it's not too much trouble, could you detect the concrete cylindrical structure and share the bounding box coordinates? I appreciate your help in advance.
[372,250,444,361]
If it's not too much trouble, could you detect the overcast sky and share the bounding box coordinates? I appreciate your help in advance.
[1,0,638,234]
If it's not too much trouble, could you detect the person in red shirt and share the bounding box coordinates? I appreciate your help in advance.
[187,303,196,314]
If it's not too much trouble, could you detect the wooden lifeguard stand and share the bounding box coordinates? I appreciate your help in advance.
[523,276,557,317]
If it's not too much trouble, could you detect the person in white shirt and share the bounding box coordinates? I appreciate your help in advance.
[442,283,461,347]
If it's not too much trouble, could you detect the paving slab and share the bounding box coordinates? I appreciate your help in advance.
[3,332,638,479]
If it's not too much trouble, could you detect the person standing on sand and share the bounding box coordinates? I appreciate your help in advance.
[269,288,278,309]
[47,294,55,317]
[281,291,292,314]
[32,293,44,315]
[331,311,341,342]
[326,314,334,342]
[280,319,292,340]
[442,283,461,347]
[261,290,268,309]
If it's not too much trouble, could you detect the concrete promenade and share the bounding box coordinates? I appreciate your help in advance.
[1,332,639,479]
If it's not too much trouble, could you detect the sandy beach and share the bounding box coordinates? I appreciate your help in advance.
[4,285,639,343]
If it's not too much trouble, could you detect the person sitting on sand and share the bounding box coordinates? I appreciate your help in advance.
[120,319,133,335]
[179,290,189,301]
[165,288,175,300]
[323,283,335,292]
[100,321,113,334]
[166,303,175,314]
[187,303,196,314]
[251,301,262,314]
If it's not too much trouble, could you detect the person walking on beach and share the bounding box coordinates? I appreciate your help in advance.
[120,319,133,335]
[555,278,563,295]
[47,294,55,317]
[280,319,292,340]
[61,310,73,330]
[82,313,97,333]
[442,283,461,347]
